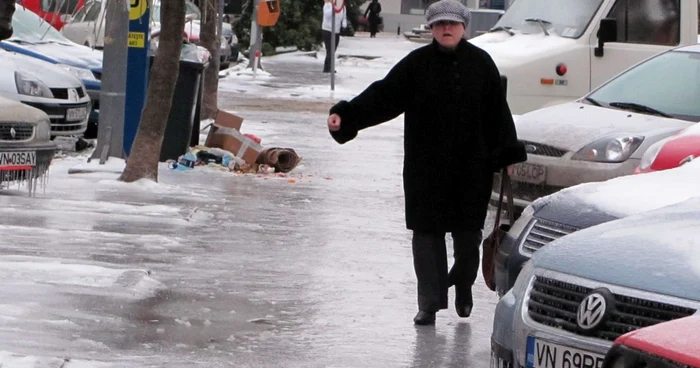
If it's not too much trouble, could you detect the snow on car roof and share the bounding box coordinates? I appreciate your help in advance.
[535,159,700,218]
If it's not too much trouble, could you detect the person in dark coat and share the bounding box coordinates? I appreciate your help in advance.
[326,0,526,325]
[364,0,382,38]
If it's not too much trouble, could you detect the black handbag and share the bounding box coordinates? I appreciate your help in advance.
[482,168,515,292]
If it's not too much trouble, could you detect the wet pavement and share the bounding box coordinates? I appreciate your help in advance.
[0,38,499,367]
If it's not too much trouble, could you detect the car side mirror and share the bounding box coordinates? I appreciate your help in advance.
[595,18,617,57]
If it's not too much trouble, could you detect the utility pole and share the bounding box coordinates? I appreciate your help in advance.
[330,1,335,91]
[90,0,128,163]
[218,0,224,38]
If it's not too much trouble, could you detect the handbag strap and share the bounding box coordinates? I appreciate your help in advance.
[493,168,516,232]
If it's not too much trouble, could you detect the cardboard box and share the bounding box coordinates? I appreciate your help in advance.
[204,110,263,165]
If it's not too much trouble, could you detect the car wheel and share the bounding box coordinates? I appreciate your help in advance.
[220,62,230,70]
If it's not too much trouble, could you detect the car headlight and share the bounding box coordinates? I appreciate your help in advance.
[572,135,644,163]
[638,138,667,170]
[35,117,51,140]
[507,204,534,239]
[15,71,53,98]
[511,260,534,300]
[57,64,98,82]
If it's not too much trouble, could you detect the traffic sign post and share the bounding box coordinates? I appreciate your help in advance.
[123,0,151,157]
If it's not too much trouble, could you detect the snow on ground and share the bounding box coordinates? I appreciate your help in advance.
[219,34,422,102]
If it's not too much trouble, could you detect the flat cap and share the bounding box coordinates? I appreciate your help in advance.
[425,0,471,27]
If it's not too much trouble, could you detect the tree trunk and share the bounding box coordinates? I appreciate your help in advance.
[0,0,16,40]
[199,0,221,120]
[119,0,186,183]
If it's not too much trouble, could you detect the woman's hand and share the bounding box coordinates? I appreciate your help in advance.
[327,114,342,131]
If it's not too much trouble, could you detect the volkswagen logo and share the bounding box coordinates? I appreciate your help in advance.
[9,127,16,139]
[577,289,614,333]
[525,144,538,154]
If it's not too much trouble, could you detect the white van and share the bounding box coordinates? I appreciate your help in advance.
[470,0,700,114]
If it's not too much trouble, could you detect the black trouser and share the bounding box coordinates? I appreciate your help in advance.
[322,30,340,73]
[412,230,482,312]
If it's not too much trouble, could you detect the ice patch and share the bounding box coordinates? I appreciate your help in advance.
[0,256,167,300]
[0,351,113,368]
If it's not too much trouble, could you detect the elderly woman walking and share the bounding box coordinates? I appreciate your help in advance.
[326,0,526,325]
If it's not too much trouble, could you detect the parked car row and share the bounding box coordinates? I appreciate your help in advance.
[2,2,237,192]
[488,39,700,368]
[59,0,237,69]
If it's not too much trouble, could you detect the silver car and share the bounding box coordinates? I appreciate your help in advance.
[0,49,91,137]
[500,44,700,209]
[0,97,55,191]
[491,197,700,368]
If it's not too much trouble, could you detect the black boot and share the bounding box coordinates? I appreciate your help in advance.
[455,287,474,318]
[413,311,436,325]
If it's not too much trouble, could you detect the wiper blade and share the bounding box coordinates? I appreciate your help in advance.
[584,97,601,106]
[524,18,551,36]
[609,102,672,118]
[8,38,35,44]
[488,26,514,36]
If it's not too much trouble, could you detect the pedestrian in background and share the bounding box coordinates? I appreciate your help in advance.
[364,0,382,38]
[322,0,347,73]
[326,0,526,325]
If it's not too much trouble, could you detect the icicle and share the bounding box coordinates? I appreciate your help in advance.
[0,162,51,196]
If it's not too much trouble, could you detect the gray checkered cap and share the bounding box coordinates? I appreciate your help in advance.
[425,0,471,28]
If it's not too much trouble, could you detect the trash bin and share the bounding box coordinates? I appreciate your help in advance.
[150,43,210,162]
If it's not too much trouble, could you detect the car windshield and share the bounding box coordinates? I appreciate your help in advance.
[493,0,604,38]
[10,7,70,43]
[587,50,700,121]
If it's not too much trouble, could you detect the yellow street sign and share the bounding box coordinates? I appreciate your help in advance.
[128,32,145,48]
[130,0,148,20]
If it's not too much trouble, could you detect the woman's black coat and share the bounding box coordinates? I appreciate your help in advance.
[329,39,526,232]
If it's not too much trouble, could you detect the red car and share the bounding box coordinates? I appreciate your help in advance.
[16,0,84,30]
[635,124,700,173]
[602,315,700,368]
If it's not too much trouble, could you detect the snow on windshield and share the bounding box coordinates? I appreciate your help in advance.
[493,0,604,38]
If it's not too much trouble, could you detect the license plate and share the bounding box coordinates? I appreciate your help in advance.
[66,107,88,122]
[0,151,36,170]
[509,162,546,184]
[526,337,605,368]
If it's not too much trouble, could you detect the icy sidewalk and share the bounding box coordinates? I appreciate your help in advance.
[0,36,498,367]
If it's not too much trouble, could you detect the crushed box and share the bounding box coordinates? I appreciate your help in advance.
[204,110,263,165]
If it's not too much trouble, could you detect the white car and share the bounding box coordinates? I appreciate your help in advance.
[502,44,700,208]
[0,96,56,191]
[0,49,92,137]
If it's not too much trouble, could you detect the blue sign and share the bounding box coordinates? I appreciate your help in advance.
[123,0,151,156]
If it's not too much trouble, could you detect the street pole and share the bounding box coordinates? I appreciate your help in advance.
[218,0,224,39]
[330,1,335,91]
[90,0,128,163]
